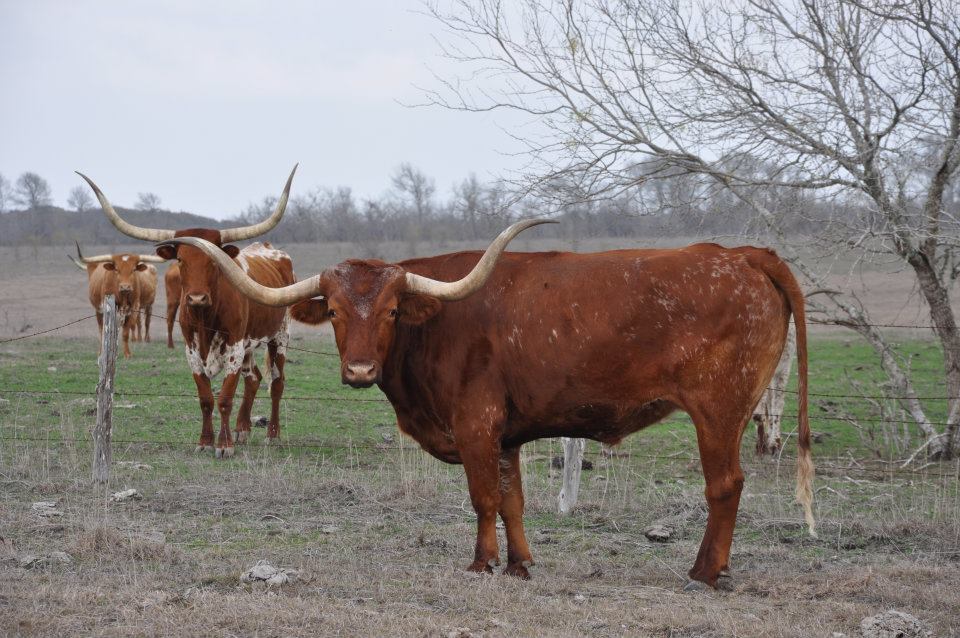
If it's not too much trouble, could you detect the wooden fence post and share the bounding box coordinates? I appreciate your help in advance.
[93,294,118,484]
[557,437,586,515]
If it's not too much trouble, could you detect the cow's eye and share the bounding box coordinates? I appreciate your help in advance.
[328,309,337,318]
[389,309,398,319]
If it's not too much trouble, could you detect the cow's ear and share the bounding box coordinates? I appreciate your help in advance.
[290,298,329,325]
[398,294,442,325]
[222,244,241,258]
[156,245,177,261]
[102,262,116,271]
[135,262,148,272]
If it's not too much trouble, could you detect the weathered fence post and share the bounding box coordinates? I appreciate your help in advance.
[92,294,118,484]
[557,437,586,515]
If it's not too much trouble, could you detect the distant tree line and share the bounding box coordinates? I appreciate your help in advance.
[3,162,947,249]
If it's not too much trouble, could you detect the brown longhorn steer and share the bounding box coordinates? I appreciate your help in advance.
[134,263,159,343]
[164,263,182,348]
[70,244,164,358]
[169,223,815,588]
[77,167,298,458]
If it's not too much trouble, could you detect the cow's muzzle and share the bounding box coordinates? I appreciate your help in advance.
[186,293,211,308]
[342,360,380,388]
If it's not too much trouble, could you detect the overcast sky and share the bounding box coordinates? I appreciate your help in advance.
[0,1,527,218]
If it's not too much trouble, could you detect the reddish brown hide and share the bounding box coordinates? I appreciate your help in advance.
[164,263,181,349]
[78,167,298,458]
[155,231,294,457]
[314,244,811,586]
[183,235,814,587]
[72,249,158,358]
[134,264,158,343]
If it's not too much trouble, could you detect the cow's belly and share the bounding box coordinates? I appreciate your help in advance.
[504,399,678,448]
[185,315,289,379]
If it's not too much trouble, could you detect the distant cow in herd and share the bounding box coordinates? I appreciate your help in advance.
[168,220,815,589]
[78,168,298,457]
[69,244,163,358]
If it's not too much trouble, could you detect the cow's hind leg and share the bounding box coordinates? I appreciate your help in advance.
[234,351,261,445]
[265,341,286,443]
[686,402,752,588]
[499,446,534,579]
[143,304,152,342]
[166,301,179,348]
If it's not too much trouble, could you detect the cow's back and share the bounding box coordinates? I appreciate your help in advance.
[390,244,792,447]
[236,242,295,339]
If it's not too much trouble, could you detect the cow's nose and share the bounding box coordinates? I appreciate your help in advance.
[118,284,133,293]
[343,360,379,387]
[186,293,211,307]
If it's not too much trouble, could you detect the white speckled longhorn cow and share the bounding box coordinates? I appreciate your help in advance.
[77,167,299,458]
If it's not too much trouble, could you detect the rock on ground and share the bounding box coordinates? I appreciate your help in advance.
[240,560,298,586]
[110,488,143,502]
[859,610,931,638]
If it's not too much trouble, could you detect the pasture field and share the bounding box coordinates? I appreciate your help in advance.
[1,333,959,637]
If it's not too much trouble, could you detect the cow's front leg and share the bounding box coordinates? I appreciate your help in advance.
[142,304,152,342]
[455,402,505,574]
[499,446,534,579]
[215,371,241,459]
[192,372,215,453]
[234,352,261,445]
[121,314,133,358]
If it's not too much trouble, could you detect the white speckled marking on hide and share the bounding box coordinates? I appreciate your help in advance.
[184,333,244,378]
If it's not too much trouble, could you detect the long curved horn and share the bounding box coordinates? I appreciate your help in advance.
[75,172,175,242]
[137,254,167,263]
[404,219,556,301]
[75,241,114,264]
[155,236,323,307]
[67,254,87,271]
[220,164,298,243]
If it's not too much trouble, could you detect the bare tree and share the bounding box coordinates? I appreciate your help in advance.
[13,172,53,209]
[67,185,94,213]
[0,173,9,213]
[135,192,162,212]
[392,163,436,225]
[429,0,960,458]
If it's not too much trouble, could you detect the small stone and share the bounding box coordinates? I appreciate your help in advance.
[31,502,62,518]
[644,524,672,542]
[47,366,57,373]
[110,488,142,502]
[859,610,931,638]
[573,593,586,602]
[381,432,395,443]
[240,560,297,586]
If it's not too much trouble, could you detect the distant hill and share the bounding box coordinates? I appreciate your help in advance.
[0,207,225,246]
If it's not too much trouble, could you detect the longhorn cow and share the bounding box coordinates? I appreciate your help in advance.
[77,168,299,457]
[161,223,814,588]
[70,244,163,358]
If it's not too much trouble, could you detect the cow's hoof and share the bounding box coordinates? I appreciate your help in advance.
[503,561,532,580]
[215,447,234,459]
[466,559,497,574]
[145,337,151,343]
[194,445,214,453]
[683,579,709,593]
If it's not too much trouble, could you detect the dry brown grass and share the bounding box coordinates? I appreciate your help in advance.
[2,436,959,637]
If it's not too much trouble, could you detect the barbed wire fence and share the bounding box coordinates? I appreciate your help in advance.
[2,311,960,486]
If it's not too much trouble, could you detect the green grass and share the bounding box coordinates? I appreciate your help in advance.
[0,332,953,467]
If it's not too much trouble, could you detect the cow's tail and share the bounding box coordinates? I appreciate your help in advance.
[753,251,816,538]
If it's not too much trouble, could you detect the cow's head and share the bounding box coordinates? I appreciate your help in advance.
[72,242,164,308]
[76,165,298,311]
[154,219,553,387]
